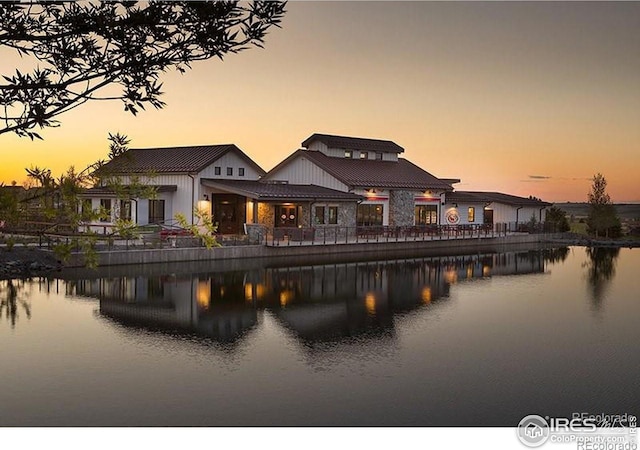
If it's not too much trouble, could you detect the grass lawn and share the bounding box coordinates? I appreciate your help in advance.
[570,221,589,235]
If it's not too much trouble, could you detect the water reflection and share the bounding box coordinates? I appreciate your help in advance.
[62,248,568,346]
[0,279,31,328]
[583,247,620,310]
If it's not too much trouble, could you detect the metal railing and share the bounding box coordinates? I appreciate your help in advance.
[265,224,515,247]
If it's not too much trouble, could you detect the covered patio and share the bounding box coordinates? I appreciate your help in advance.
[200,179,362,235]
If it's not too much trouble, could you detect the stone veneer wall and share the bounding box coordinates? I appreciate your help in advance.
[338,202,357,227]
[258,201,357,229]
[257,203,275,228]
[389,190,415,227]
[310,202,357,227]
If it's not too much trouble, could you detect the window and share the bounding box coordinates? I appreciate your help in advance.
[314,206,325,224]
[468,207,475,222]
[360,151,368,159]
[227,167,233,176]
[344,150,352,159]
[120,200,132,221]
[239,168,245,177]
[148,199,165,224]
[415,205,438,225]
[81,199,92,217]
[214,166,221,175]
[357,204,383,226]
[328,206,338,224]
[99,199,112,222]
[376,152,383,161]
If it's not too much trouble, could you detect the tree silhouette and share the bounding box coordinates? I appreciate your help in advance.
[1,279,31,328]
[586,173,621,238]
[583,246,620,310]
[0,1,286,139]
[544,206,570,232]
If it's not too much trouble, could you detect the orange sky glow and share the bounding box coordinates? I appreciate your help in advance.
[1,2,638,202]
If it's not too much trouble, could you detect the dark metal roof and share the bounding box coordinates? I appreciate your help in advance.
[447,191,551,206]
[80,185,178,196]
[201,179,363,202]
[97,144,266,175]
[301,133,404,154]
[292,150,454,191]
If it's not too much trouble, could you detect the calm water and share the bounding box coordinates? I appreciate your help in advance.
[1,246,638,426]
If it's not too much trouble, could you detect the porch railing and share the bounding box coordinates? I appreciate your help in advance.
[265,223,517,247]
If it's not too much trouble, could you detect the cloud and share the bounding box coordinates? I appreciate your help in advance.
[528,175,552,180]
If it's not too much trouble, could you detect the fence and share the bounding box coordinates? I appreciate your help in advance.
[264,223,518,247]
[1,221,557,252]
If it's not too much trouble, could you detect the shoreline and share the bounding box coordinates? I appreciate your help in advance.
[1,233,638,278]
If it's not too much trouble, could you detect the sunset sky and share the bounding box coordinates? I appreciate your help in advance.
[1,1,638,202]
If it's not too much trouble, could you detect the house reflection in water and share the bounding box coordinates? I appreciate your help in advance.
[69,248,567,347]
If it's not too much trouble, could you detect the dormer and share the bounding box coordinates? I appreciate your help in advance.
[301,133,404,162]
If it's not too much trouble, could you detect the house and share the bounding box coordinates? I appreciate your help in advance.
[79,133,550,235]
[81,141,363,235]
[80,144,266,233]
[262,133,456,228]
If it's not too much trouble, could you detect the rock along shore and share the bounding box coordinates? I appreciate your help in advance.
[0,246,63,279]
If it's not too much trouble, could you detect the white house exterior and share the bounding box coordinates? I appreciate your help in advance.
[445,191,550,229]
[263,133,456,228]
[79,133,551,235]
[80,144,266,233]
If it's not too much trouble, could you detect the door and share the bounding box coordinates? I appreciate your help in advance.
[217,203,237,234]
[483,209,494,225]
[276,205,298,227]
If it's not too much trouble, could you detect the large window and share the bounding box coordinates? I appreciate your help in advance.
[314,206,325,224]
[415,205,438,225]
[120,200,132,221]
[148,199,165,224]
[99,199,111,222]
[357,204,383,226]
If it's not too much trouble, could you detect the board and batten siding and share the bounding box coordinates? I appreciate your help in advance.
[264,156,349,192]
[197,152,263,180]
[442,202,486,225]
[111,173,195,224]
[488,203,547,225]
[306,141,398,161]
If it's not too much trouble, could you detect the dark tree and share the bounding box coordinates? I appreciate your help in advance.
[543,206,570,232]
[584,246,620,310]
[586,173,621,238]
[0,1,286,139]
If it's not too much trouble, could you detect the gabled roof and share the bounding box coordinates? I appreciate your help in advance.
[80,185,178,196]
[201,179,363,202]
[97,144,266,175]
[267,149,453,191]
[447,191,551,207]
[302,133,404,154]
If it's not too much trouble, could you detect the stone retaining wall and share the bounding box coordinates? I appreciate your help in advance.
[65,234,549,268]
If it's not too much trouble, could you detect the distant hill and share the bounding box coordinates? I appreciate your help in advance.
[553,203,640,220]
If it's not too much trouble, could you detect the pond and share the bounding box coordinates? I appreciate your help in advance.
[1,246,638,426]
